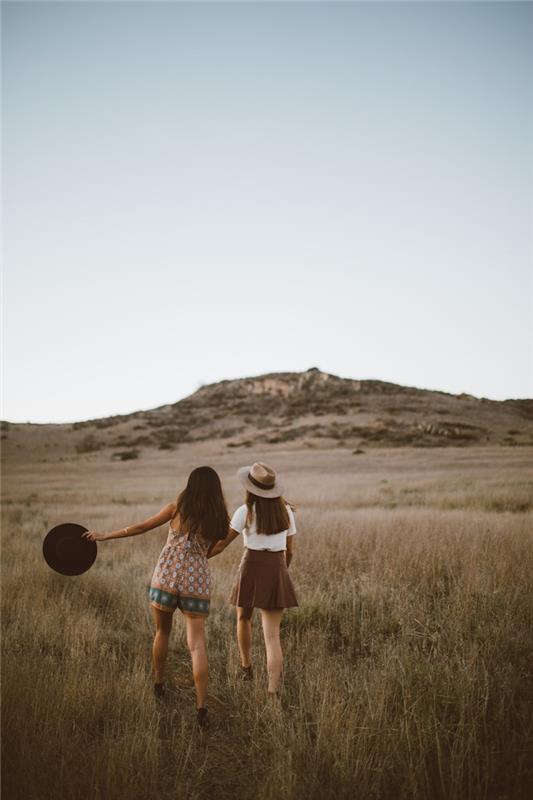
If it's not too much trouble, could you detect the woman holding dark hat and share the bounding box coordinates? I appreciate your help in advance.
[82,466,229,728]
[209,462,298,696]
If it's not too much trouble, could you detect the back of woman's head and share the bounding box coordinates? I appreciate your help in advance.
[245,491,290,535]
[176,466,229,542]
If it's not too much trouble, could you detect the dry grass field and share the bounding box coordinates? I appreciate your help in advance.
[2,444,533,800]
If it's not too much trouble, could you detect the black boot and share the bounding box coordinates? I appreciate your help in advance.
[241,665,253,681]
[196,706,209,729]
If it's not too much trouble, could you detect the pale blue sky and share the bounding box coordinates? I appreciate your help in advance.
[3,1,532,423]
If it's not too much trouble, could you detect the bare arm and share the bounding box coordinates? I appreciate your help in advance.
[286,534,294,568]
[207,527,240,559]
[83,503,175,542]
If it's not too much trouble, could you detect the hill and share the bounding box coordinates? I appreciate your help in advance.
[2,368,532,462]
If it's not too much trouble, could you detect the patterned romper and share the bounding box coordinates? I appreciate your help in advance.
[149,523,211,616]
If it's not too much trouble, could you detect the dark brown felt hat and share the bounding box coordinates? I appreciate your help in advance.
[42,523,97,576]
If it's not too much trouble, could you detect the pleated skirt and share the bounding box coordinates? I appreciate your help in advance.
[229,548,298,610]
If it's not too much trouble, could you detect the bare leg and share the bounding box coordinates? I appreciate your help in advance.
[151,606,174,683]
[185,614,208,708]
[236,606,253,668]
[260,609,284,694]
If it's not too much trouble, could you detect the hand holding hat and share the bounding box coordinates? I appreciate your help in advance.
[82,530,109,542]
[43,522,127,575]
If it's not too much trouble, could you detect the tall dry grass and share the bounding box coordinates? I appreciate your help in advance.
[2,446,533,799]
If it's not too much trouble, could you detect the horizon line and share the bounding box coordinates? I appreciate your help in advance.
[1,368,530,426]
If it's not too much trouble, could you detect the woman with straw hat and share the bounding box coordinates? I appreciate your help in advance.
[210,462,298,696]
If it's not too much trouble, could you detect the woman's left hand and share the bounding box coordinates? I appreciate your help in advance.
[82,530,109,542]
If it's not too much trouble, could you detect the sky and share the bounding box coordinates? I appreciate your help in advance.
[2,0,532,424]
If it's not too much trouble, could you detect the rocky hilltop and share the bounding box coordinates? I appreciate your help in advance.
[3,368,530,462]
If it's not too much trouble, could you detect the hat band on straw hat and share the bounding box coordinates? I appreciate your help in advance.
[248,472,275,491]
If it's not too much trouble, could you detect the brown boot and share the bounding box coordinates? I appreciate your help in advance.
[196,707,209,729]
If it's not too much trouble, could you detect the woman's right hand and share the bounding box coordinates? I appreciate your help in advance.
[82,530,109,542]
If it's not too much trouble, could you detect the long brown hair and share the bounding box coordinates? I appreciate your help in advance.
[171,466,229,543]
[245,491,291,536]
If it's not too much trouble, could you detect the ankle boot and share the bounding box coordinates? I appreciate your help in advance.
[154,682,165,700]
[196,706,209,729]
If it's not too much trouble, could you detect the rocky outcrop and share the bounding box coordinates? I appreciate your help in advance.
[7,368,529,458]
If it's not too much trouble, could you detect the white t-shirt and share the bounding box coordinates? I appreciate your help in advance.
[230,503,297,551]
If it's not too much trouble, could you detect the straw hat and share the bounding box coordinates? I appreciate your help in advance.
[237,462,284,499]
[42,522,97,576]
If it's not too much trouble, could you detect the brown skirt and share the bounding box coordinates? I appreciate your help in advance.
[229,548,298,609]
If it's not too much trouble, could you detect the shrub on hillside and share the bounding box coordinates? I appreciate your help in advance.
[93,418,119,429]
[112,449,140,461]
[71,421,93,431]
[75,434,103,453]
